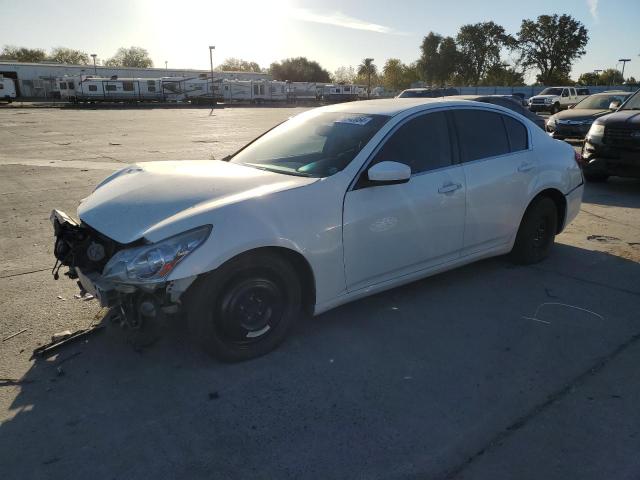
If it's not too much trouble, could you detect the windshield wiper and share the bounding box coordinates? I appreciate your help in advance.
[242,163,316,177]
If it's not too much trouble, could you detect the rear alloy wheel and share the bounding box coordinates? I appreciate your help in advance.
[510,197,558,265]
[186,253,301,362]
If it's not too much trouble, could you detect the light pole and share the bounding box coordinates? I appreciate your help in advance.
[90,54,97,75]
[165,60,168,73]
[619,58,631,83]
[209,46,215,107]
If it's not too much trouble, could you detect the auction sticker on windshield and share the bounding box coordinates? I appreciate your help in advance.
[336,115,373,126]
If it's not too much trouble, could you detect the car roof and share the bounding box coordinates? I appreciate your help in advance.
[314,98,486,116]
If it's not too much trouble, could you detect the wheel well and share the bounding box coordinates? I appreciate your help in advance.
[230,246,316,314]
[530,188,566,233]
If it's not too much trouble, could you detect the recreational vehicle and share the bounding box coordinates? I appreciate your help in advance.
[0,76,17,102]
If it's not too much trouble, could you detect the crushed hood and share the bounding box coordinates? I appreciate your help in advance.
[78,160,317,244]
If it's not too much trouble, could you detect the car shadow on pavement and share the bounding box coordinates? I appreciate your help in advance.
[1,244,639,479]
[582,177,640,208]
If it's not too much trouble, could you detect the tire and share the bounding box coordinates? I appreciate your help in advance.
[510,197,558,265]
[186,252,302,362]
[584,172,609,183]
[551,103,560,114]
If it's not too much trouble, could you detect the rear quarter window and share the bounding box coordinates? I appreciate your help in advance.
[503,116,528,152]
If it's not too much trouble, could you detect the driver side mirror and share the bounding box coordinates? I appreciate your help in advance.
[367,161,411,185]
[609,100,621,110]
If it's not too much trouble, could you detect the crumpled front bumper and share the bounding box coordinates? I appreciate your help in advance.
[50,209,196,324]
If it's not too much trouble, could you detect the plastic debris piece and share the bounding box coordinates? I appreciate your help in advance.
[3,328,27,342]
[51,330,72,343]
[56,295,66,301]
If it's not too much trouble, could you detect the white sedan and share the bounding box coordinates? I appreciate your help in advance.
[51,98,584,361]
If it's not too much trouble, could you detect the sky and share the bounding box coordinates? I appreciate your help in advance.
[1,0,639,82]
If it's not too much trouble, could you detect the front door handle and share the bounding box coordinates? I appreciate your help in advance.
[438,183,462,194]
[518,162,534,172]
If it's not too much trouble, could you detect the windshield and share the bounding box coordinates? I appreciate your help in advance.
[620,91,640,110]
[230,111,389,178]
[540,88,563,96]
[576,94,630,110]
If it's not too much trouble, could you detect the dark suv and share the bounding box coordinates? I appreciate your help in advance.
[581,89,640,182]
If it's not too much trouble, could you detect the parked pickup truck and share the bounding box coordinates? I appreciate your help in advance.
[529,87,589,114]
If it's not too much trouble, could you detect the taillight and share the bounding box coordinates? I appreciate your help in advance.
[574,150,583,166]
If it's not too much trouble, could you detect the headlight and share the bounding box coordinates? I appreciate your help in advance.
[102,225,211,284]
[586,123,605,143]
[544,97,554,104]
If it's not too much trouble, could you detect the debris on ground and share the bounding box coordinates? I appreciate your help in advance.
[51,330,72,343]
[73,293,94,301]
[32,324,104,359]
[56,295,66,301]
[3,328,27,342]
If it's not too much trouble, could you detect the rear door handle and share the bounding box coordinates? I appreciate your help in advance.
[438,183,462,194]
[518,162,534,172]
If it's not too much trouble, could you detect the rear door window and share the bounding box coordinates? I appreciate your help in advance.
[453,110,510,162]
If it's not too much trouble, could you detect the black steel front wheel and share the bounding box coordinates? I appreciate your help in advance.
[510,197,558,265]
[186,253,301,362]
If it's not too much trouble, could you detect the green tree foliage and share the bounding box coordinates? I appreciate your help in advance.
[417,33,459,85]
[269,57,331,82]
[627,76,638,85]
[515,14,588,85]
[49,47,90,65]
[104,46,153,68]
[332,66,356,84]
[577,72,600,85]
[480,64,526,86]
[381,58,404,91]
[599,68,624,86]
[217,57,261,72]
[357,58,377,97]
[456,21,514,85]
[0,45,47,62]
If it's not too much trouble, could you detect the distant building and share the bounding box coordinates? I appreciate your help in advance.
[0,61,270,98]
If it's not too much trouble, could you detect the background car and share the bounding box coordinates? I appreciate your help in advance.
[396,87,459,98]
[451,95,546,130]
[546,91,632,140]
[582,89,640,182]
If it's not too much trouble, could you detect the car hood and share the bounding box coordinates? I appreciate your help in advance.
[78,160,317,244]
[554,109,610,121]
[531,95,559,100]
[597,110,640,128]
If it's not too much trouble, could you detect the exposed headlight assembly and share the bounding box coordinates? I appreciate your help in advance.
[544,97,554,104]
[102,225,211,284]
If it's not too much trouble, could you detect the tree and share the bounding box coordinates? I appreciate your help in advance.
[417,33,459,86]
[105,47,153,68]
[269,57,331,82]
[217,57,261,72]
[481,63,525,86]
[577,72,601,85]
[49,47,90,65]
[332,66,356,84]
[627,76,638,85]
[381,58,405,91]
[358,58,377,98]
[456,21,513,85]
[599,68,624,86]
[0,45,47,63]
[515,14,588,85]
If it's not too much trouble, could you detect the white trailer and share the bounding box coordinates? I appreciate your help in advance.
[317,84,364,102]
[0,76,17,102]
[64,76,166,102]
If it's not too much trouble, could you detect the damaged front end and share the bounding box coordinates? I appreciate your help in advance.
[51,210,207,328]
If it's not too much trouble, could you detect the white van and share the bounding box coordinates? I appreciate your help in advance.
[0,77,17,103]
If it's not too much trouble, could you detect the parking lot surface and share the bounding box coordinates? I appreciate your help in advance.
[0,106,639,479]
